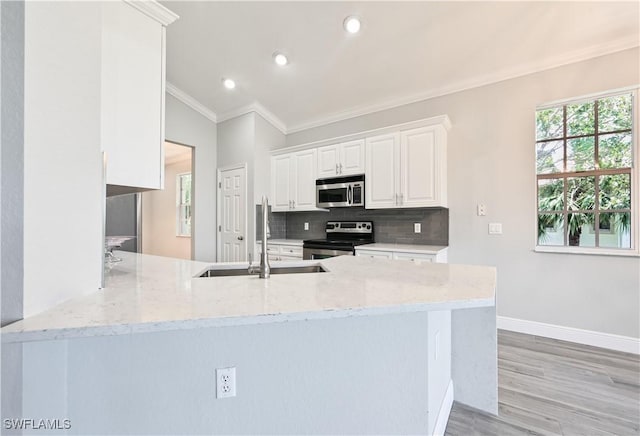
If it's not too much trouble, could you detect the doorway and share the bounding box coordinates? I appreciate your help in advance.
[217,164,247,262]
[141,141,194,259]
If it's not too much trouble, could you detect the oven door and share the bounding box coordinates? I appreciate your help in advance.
[316,183,349,208]
[303,247,353,260]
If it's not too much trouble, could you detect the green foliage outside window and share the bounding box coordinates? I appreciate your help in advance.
[536,93,633,248]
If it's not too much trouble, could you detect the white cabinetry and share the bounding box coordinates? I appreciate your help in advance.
[102,1,177,191]
[365,124,448,209]
[271,149,320,212]
[256,242,303,261]
[317,139,365,178]
[355,245,448,263]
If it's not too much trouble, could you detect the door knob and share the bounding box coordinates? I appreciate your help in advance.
[237,236,244,240]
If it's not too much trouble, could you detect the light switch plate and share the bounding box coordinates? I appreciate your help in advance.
[488,223,503,235]
[414,223,421,233]
[304,222,309,231]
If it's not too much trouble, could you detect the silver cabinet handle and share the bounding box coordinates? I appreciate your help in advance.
[237,236,244,241]
[339,163,343,174]
[336,164,339,174]
[292,200,296,208]
[289,200,292,208]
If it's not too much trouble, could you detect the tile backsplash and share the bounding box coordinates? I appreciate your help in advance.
[256,205,448,245]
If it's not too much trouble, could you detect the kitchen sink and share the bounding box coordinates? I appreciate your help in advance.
[198,264,327,278]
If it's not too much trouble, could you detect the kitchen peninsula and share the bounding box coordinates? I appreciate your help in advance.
[2,252,497,435]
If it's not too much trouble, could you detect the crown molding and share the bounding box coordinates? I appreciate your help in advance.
[286,36,639,134]
[218,102,287,135]
[165,82,217,123]
[123,0,179,26]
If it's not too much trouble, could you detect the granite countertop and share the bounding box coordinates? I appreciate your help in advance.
[2,252,495,343]
[356,243,448,254]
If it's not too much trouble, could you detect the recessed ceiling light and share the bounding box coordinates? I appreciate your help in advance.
[273,52,288,67]
[222,78,236,89]
[343,16,361,34]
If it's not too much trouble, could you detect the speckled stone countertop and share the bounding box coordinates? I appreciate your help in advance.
[2,252,495,343]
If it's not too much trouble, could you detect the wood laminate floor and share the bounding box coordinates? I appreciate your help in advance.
[445,330,640,436]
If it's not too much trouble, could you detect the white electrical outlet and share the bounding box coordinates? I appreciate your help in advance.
[216,367,236,399]
[488,223,503,235]
[304,222,309,231]
[477,204,487,216]
[414,223,421,233]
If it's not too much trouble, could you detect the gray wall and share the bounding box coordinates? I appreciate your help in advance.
[217,112,286,258]
[286,48,640,338]
[22,313,433,435]
[0,0,24,327]
[1,0,24,431]
[165,94,217,262]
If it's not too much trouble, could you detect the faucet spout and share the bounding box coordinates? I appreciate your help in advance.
[259,196,271,279]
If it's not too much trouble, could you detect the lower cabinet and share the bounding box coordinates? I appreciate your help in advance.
[255,242,303,262]
[355,247,448,263]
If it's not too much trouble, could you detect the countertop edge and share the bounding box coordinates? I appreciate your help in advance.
[1,297,494,344]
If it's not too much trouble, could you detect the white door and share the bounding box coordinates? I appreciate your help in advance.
[340,139,365,175]
[400,127,437,207]
[292,149,317,210]
[271,154,292,211]
[218,166,247,262]
[317,144,340,178]
[365,133,400,209]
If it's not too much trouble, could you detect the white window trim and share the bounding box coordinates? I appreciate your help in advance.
[176,172,192,237]
[533,87,640,256]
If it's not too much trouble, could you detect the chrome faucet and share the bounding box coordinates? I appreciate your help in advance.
[258,196,271,278]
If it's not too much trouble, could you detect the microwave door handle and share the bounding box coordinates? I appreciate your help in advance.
[347,185,352,205]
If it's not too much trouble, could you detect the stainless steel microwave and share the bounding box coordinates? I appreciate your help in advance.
[316,175,364,208]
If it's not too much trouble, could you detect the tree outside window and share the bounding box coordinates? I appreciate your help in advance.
[536,93,634,249]
[177,173,192,237]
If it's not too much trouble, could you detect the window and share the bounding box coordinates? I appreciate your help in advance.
[535,91,635,251]
[177,173,192,237]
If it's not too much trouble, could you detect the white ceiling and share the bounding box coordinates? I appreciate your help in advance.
[162,1,639,133]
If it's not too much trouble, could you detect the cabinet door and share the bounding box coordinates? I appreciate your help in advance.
[317,144,340,178]
[271,154,292,211]
[102,2,164,189]
[400,126,446,207]
[365,133,400,209]
[340,139,365,175]
[292,149,317,210]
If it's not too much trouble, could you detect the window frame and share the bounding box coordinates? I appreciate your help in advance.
[176,172,192,237]
[534,86,640,257]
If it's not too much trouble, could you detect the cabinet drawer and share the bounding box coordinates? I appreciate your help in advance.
[393,252,435,263]
[278,245,303,257]
[355,250,393,259]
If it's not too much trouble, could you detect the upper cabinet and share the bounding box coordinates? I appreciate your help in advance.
[102,1,177,191]
[272,116,450,211]
[366,124,448,209]
[317,139,365,178]
[271,149,321,212]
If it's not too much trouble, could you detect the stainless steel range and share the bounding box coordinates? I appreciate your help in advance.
[302,221,374,260]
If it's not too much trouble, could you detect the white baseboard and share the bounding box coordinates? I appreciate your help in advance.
[498,316,640,355]
[432,379,454,436]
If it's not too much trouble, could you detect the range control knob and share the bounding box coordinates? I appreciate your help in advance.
[366,225,371,229]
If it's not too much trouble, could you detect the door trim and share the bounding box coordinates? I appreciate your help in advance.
[216,163,248,262]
